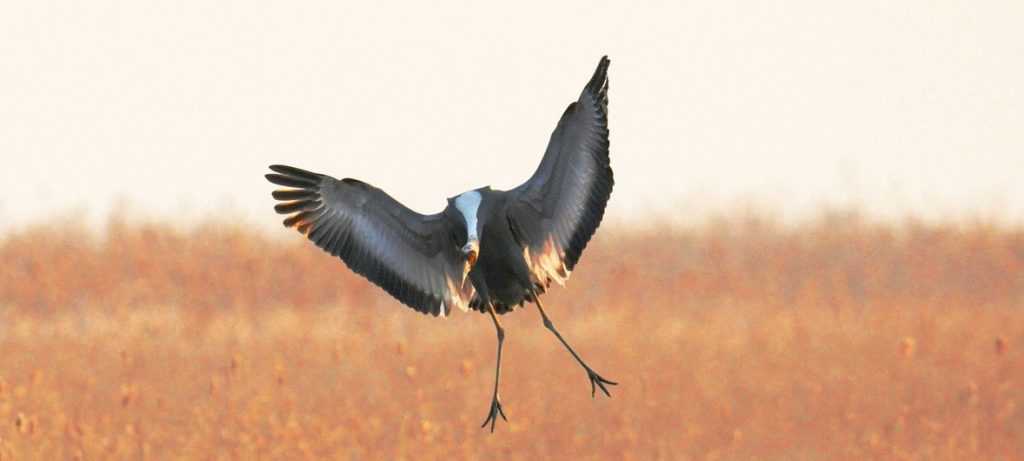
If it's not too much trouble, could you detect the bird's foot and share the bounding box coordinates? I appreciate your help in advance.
[480,395,508,432]
[586,368,618,397]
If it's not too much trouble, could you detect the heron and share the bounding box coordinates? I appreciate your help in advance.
[265,56,615,431]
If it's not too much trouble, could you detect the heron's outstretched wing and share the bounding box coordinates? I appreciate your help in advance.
[505,56,613,289]
[266,165,474,316]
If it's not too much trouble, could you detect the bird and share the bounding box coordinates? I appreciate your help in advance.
[265,56,615,431]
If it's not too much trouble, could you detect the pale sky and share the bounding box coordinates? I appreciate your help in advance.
[2,1,1022,231]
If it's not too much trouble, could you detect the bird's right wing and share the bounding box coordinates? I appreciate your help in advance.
[266,165,474,316]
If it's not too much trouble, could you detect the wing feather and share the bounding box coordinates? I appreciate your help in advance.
[506,56,613,290]
[266,165,474,316]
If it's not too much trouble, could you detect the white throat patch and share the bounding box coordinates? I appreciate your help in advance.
[453,191,483,239]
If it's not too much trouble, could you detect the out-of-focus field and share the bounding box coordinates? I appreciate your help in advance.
[1,212,1022,459]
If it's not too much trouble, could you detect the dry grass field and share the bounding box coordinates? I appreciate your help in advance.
[1,212,1022,459]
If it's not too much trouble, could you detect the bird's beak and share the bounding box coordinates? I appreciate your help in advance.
[461,238,479,284]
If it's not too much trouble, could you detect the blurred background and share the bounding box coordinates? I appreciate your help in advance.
[1,1,1022,459]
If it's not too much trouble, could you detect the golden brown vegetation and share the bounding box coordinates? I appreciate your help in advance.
[1,212,1022,459]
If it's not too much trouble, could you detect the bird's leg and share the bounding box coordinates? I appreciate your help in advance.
[533,293,618,397]
[480,301,508,432]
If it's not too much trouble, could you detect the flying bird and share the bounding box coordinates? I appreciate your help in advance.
[265,56,615,431]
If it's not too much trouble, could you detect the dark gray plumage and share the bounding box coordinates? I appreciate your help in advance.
[265,56,616,431]
[266,165,472,317]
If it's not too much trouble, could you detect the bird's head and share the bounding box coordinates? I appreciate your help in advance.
[461,237,479,285]
[449,189,487,285]
[461,238,479,267]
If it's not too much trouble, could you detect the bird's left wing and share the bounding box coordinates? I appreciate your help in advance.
[505,56,614,289]
[266,165,474,316]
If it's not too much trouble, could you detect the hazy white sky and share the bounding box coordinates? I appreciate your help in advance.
[2,1,1022,230]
